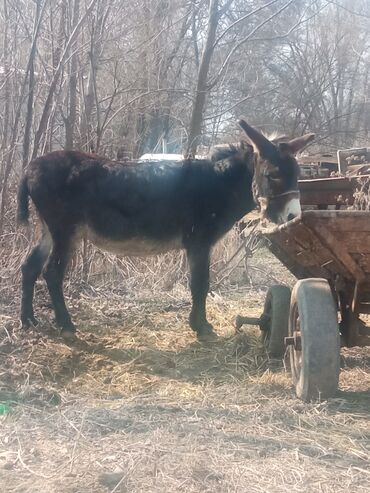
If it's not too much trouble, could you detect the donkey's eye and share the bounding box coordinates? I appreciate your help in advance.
[267,173,281,182]
[263,168,280,180]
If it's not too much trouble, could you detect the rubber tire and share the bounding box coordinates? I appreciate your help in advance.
[261,285,291,357]
[289,278,340,401]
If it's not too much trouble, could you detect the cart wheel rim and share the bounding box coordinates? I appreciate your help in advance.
[290,304,302,383]
[262,300,272,345]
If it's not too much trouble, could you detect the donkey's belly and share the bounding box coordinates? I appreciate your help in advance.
[86,228,183,256]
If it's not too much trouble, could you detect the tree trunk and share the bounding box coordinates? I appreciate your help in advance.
[0,0,44,234]
[22,0,42,168]
[32,0,97,158]
[80,4,104,152]
[65,0,80,150]
[0,0,10,156]
[186,0,219,156]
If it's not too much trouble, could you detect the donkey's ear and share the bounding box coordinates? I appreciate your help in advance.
[284,133,315,154]
[238,119,275,156]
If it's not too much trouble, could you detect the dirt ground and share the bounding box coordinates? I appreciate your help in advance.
[1,251,370,493]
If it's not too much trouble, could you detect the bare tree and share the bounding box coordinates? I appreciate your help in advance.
[186,0,220,155]
[65,0,80,150]
[22,0,43,168]
[0,0,369,235]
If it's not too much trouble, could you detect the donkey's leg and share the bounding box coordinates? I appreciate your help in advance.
[21,226,52,328]
[187,245,217,340]
[43,233,75,336]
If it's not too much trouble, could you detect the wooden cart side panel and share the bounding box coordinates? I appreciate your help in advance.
[303,211,370,232]
[352,254,370,274]
[299,177,356,207]
[265,222,349,280]
[266,239,329,279]
[303,212,370,278]
[264,211,370,282]
[321,233,370,254]
[312,226,366,282]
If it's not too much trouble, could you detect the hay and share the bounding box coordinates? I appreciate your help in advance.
[1,259,370,492]
[1,200,369,492]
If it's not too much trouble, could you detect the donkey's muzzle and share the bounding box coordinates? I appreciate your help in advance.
[264,190,301,224]
[277,191,301,224]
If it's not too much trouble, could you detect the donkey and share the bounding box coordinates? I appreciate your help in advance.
[17,120,314,341]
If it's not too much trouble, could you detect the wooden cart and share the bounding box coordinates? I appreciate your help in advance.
[237,209,370,401]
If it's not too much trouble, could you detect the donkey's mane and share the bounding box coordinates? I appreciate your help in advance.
[209,143,244,162]
[210,131,289,162]
[263,131,289,143]
[247,131,289,149]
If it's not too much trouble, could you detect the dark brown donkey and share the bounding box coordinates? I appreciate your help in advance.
[17,120,314,340]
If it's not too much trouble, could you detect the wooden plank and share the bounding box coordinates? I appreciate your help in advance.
[268,224,324,263]
[266,222,349,280]
[299,177,355,192]
[303,210,370,232]
[358,303,370,314]
[266,239,328,280]
[313,225,366,282]
[299,177,356,205]
[300,190,353,207]
[323,233,370,254]
[356,335,370,348]
[315,219,370,234]
[264,210,370,282]
[352,254,370,272]
[299,154,338,165]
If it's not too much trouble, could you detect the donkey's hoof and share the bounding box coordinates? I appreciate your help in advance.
[196,324,219,342]
[21,315,39,329]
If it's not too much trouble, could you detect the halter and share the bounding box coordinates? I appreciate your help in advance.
[268,190,300,201]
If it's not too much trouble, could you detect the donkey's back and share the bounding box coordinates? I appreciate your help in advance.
[19,150,244,253]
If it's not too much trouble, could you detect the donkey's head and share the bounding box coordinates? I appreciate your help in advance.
[239,119,314,224]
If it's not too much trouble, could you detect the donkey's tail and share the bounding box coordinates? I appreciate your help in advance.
[17,176,30,225]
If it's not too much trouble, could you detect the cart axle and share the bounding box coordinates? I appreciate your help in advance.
[235,314,270,331]
[285,332,302,351]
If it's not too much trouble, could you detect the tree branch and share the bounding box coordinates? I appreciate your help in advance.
[208,0,297,89]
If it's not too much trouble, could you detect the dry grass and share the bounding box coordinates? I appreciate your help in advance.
[1,244,370,492]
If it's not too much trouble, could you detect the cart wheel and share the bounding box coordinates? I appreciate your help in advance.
[288,278,340,401]
[261,285,291,357]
